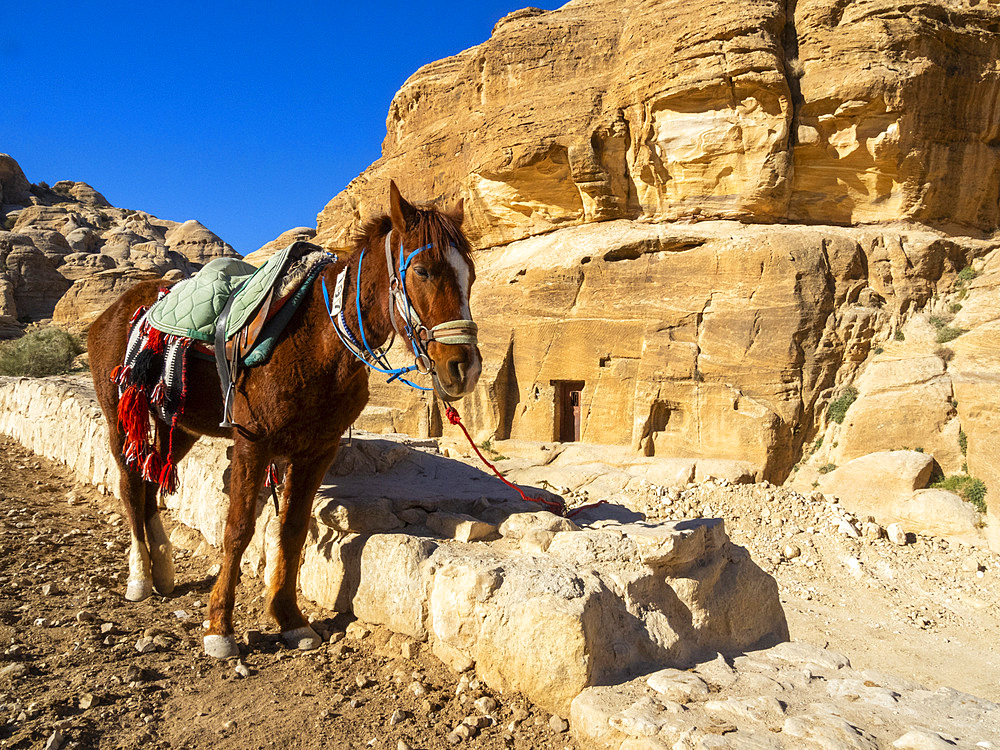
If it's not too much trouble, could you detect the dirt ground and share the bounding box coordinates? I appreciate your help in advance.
[3,437,1000,750]
[0,437,578,750]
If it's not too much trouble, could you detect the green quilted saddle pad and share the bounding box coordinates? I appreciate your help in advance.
[147,247,292,342]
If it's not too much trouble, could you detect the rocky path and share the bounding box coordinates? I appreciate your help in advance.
[0,437,577,750]
[630,479,1000,703]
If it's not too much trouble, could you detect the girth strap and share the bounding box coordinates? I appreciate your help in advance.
[214,281,245,428]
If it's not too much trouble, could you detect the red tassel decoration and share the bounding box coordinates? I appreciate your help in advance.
[158,458,178,495]
[150,381,166,406]
[145,327,167,355]
[142,453,162,482]
[129,306,148,326]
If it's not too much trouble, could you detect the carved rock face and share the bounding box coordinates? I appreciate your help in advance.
[316,0,1000,250]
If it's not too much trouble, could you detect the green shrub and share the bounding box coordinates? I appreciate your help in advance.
[813,436,824,452]
[874,346,884,355]
[932,474,988,513]
[826,386,858,424]
[0,328,84,377]
[894,329,905,341]
[929,315,949,329]
[818,463,837,474]
[959,429,967,456]
[948,303,963,314]
[957,266,977,282]
[936,326,967,344]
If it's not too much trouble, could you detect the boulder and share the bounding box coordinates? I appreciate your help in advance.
[244,227,317,266]
[897,489,985,547]
[817,451,935,523]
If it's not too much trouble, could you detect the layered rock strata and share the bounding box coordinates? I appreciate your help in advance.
[315,0,1000,249]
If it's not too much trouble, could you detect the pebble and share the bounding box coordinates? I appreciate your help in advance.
[78,693,97,709]
[888,523,908,546]
[235,662,251,679]
[388,709,409,726]
[549,714,569,733]
[0,663,28,679]
[221,720,237,733]
[397,741,413,750]
[135,636,156,653]
[783,544,802,560]
[41,582,60,596]
[100,622,114,634]
[408,681,428,698]
[838,519,861,538]
[75,611,98,623]
[474,696,498,714]
[356,673,373,689]
[44,730,64,750]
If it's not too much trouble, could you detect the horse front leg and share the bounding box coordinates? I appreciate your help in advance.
[204,437,269,658]
[267,451,336,651]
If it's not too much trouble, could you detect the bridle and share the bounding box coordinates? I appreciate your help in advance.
[323,230,478,394]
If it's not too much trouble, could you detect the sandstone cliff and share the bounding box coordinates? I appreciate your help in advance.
[0,154,238,335]
[300,0,1000,519]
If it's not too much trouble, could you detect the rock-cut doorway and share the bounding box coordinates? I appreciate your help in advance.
[553,380,584,442]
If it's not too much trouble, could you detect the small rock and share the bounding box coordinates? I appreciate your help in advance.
[152,635,172,650]
[474,696,498,714]
[0,663,28,679]
[862,521,884,540]
[548,714,569,733]
[33,618,50,627]
[356,674,373,689]
[135,637,156,653]
[78,692,97,709]
[100,622,114,634]
[76,611,98,624]
[400,640,419,659]
[388,709,409,726]
[221,720,237,733]
[173,610,191,620]
[887,523,908,546]
[783,544,801,560]
[838,519,861,538]
[451,722,475,740]
[346,621,371,641]
[235,662,251,679]
[41,583,60,596]
[44,730,65,750]
[409,681,428,698]
[397,741,413,750]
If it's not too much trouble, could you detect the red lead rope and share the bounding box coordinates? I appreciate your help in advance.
[444,405,606,519]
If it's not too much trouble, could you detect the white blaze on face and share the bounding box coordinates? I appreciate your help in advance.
[446,244,472,320]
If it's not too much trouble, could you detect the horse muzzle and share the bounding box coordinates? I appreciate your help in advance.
[429,341,482,402]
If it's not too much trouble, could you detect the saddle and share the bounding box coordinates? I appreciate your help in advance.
[146,240,334,426]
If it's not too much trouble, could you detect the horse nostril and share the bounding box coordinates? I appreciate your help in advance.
[449,359,467,384]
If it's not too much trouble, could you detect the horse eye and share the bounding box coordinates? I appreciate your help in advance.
[413,266,430,280]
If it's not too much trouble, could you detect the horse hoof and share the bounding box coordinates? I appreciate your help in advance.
[125,579,153,602]
[282,625,322,651]
[152,579,175,596]
[203,634,240,659]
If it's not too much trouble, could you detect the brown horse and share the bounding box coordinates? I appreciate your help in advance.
[88,182,481,657]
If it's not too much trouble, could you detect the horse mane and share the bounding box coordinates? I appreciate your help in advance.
[352,205,474,267]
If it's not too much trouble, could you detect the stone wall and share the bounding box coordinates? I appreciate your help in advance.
[0,376,789,715]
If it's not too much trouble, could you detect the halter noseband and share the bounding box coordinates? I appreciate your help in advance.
[323,230,478,393]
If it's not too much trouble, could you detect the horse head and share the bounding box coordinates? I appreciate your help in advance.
[386,181,482,402]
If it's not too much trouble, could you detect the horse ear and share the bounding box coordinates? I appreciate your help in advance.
[389,180,418,231]
[449,197,465,226]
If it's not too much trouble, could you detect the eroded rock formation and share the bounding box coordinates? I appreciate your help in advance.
[0,154,237,335]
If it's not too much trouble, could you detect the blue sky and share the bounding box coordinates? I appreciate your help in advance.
[3,1,559,255]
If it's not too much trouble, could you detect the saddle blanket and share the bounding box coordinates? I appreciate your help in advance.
[148,245,296,342]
